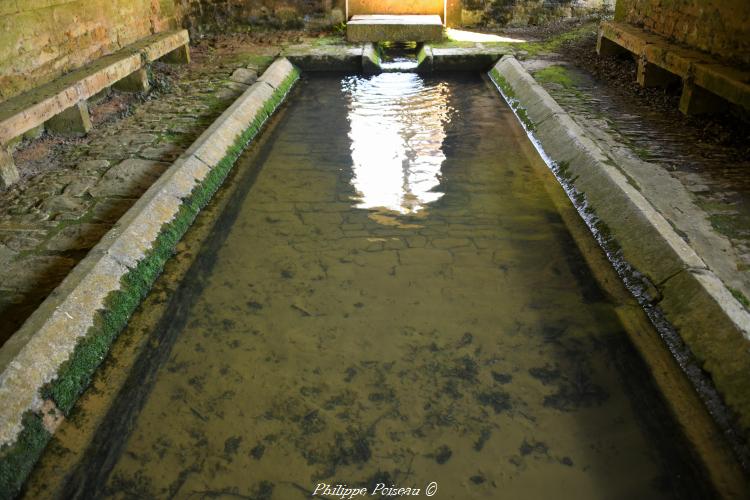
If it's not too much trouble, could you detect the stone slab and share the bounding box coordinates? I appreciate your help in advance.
[89,159,170,198]
[230,68,258,85]
[430,46,506,72]
[0,53,141,145]
[285,45,364,72]
[129,29,190,64]
[258,58,297,90]
[692,63,750,111]
[347,15,443,42]
[0,30,190,146]
[598,21,750,113]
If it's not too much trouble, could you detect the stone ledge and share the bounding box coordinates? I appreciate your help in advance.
[491,54,750,497]
[285,45,364,72]
[0,58,299,495]
[597,21,750,115]
[347,15,443,43]
[428,46,506,72]
[0,30,191,147]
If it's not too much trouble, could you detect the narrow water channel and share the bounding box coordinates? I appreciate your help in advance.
[30,73,714,499]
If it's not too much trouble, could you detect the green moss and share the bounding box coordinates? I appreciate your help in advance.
[0,66,300,498]
[516,21,598,57]
[0,413,50,499]
[312,35,347,47]
[489,68,535,132]
[533,65,576,88]
[730,288,750,309]
[223,53,276,73]
[367,43,382,67]
[490,68,515,98]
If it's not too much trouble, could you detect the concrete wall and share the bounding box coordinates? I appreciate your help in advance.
[0,0,181,103]
[614,0,750,65]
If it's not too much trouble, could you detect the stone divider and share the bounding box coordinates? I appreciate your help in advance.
[0,58,300,497]
[490,54,750,492]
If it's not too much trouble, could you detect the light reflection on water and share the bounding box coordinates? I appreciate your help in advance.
[343,73,454,217]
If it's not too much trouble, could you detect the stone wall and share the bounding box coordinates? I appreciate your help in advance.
[614,0,750,66]
[179,0,345,33]
[0,0,345,103]
[0,0,181,103]
[463,0,613,27]
[348,0,445,18]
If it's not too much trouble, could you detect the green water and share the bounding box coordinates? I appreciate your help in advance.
[31,74,714,499]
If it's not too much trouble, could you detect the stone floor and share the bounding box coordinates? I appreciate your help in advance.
[0,36,282,345]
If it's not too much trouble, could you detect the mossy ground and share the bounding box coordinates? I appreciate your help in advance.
[0,66,299,500]
[533,65,577,88]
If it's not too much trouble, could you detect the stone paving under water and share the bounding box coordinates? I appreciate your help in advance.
[27,74,714,499]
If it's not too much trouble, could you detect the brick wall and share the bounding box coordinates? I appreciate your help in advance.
[0,0,182,103]
[614,0,750,65]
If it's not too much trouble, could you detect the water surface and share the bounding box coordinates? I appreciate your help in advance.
[44,73,712,499]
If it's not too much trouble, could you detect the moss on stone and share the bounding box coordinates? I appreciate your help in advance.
[489,67,535,132]
[0,65,300,499]
[0,413,50,499]
[516,21,598,57]
[533,65,576,88]
[730,288,750,309]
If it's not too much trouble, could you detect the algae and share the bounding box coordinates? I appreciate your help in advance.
[533,65,576,88]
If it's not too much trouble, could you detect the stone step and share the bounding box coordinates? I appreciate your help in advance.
[347,15,443,42]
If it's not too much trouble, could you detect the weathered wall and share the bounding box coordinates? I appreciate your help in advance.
[614,0,750,65]
[348,0,445,18]
[463,0,613,27]
[0,0,181,103]
[179,0,345,33]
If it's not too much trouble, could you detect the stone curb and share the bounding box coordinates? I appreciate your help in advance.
[489,55,750,438]
[0,58,299,491]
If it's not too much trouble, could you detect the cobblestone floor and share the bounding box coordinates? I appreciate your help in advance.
[0,36,285,345]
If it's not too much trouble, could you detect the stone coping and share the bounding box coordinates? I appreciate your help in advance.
[0,58,299,496]
[284,43,508,73]
[347,15,444,43]
[490,54,750,496]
